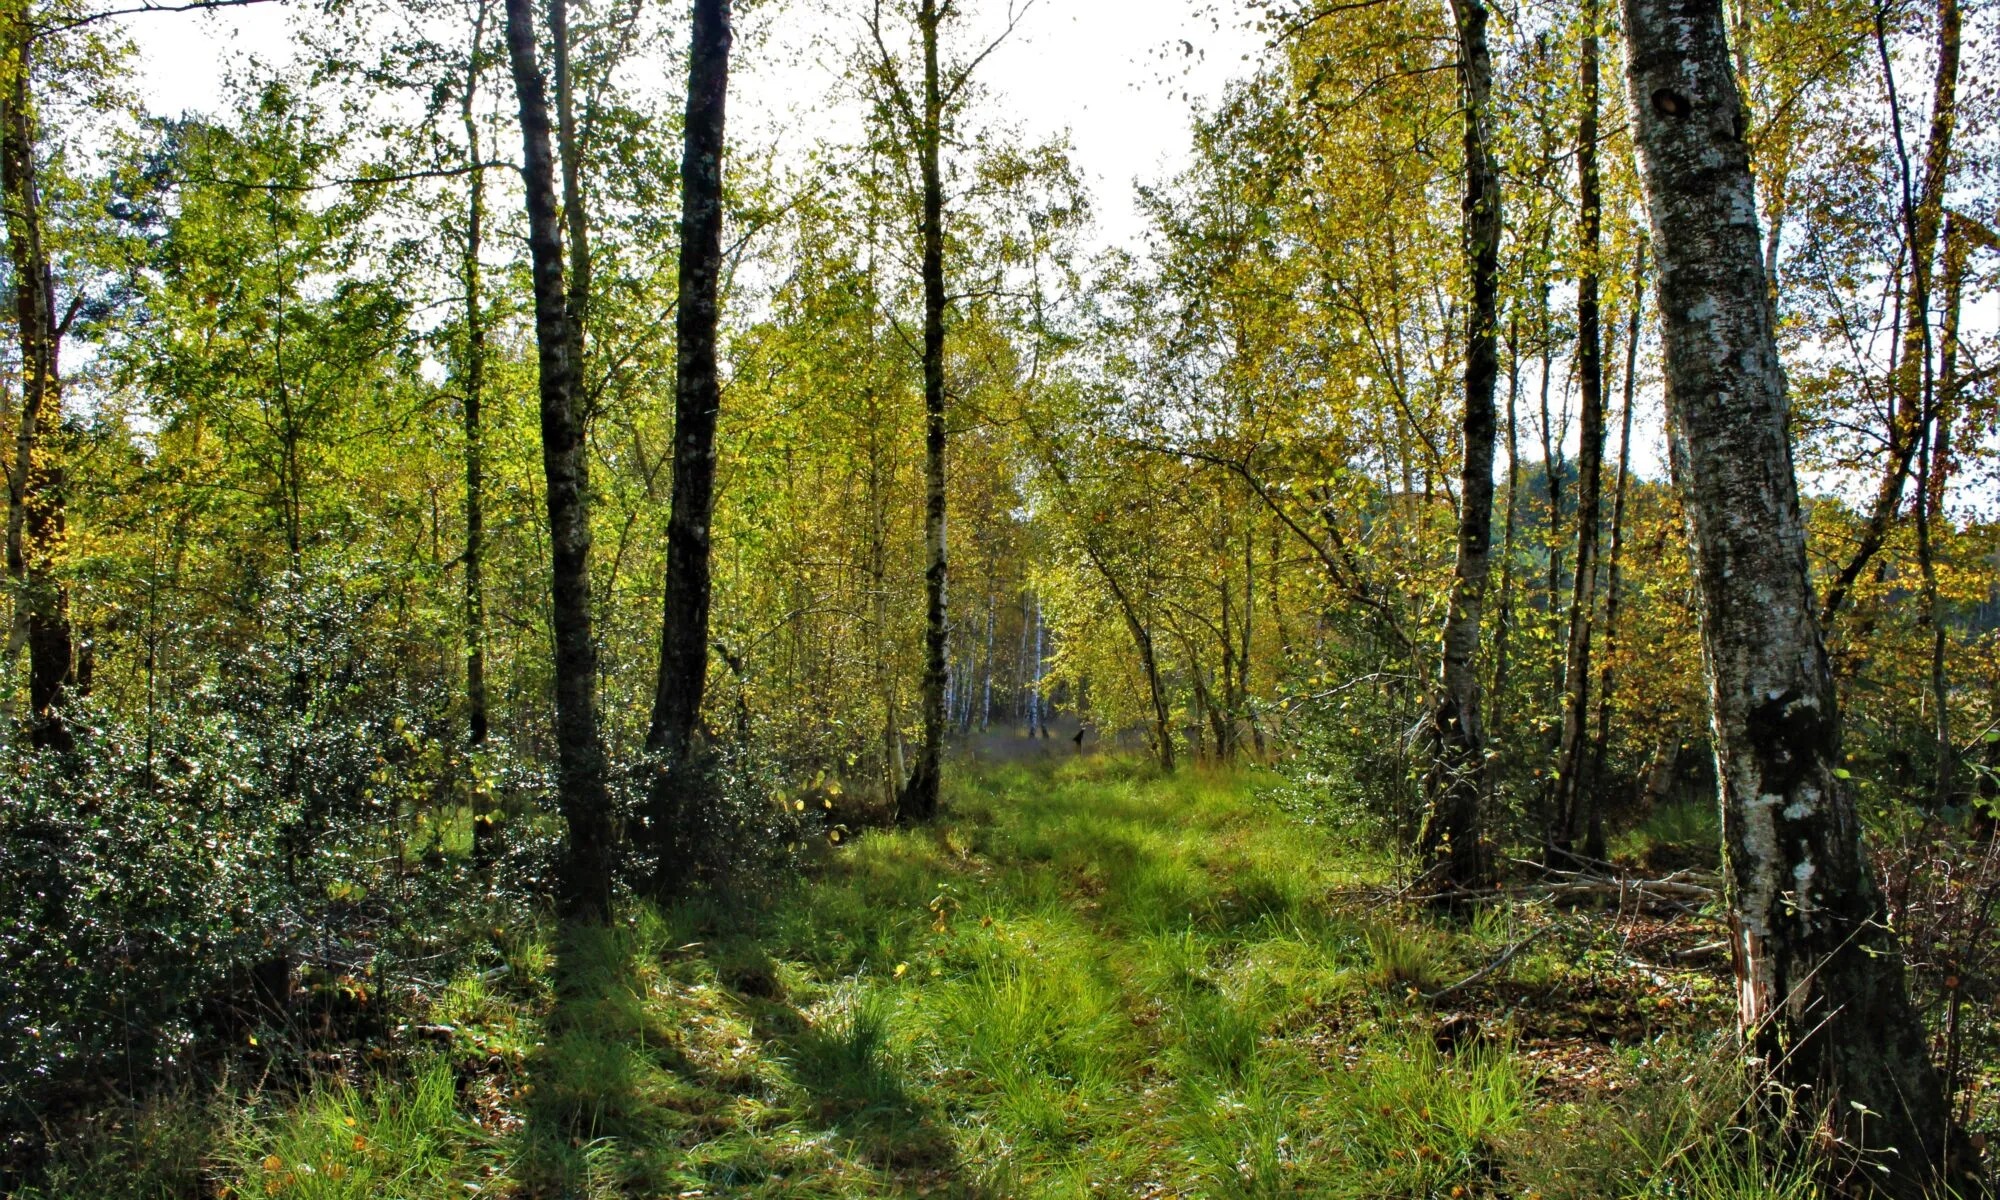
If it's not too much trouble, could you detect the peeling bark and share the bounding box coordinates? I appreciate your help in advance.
[1624,0,1978,1188]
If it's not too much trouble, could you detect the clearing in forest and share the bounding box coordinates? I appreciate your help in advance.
[202,759,1778,1199]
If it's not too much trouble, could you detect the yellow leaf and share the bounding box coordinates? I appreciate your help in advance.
[263,1155,284,1173]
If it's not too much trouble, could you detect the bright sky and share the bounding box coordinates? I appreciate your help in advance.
[114,0,1675,483]
[118,0,1268,253]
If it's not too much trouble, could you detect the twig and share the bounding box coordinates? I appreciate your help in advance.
[1424,925,1555,1002]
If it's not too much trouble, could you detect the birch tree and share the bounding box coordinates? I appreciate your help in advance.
[1624,0,1979,1187]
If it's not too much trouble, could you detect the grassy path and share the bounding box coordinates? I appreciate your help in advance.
[211,759,1774,1199]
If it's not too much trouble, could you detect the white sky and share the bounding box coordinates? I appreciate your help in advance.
[118,0,1268,252]
[114,0,1676,483]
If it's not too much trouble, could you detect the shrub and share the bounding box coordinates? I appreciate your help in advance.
[0,577,553,1153]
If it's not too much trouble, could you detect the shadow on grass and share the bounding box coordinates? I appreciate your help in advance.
[510,913,977,1199]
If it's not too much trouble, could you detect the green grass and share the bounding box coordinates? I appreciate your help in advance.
[1611,802,1722,870]
[38,757,1825,1199]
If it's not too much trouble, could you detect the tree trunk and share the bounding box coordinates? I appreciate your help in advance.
[899,0,948,823]
[460,2,497,867]
[1420,0,1501,894]
[980,593,994,730]
[1032,592,1050,737]
[1554,4,1607,860]
[647,0,732,819]
[1624,0,1977,1187]
[1,18,73,753]
[1244,524,1264,757]
[1925,217,1971,807]
[551,0,590,341]
[1115,598,1174,772]
[1535,237,1562,635]
[1591,240,1644,794]
[504,0,616,920]
[1913,411,1947,807]
[462,36,490,754]
[1489,311,1520,756]
[1818,0,1959,629]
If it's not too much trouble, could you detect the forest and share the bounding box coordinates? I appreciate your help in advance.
[0,0,1996,1193]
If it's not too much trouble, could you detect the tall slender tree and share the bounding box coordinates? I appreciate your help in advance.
[459,0,498,864]
[1420,0,1502,893]
[1590,240,1643,791]
[504,0,616,918]
[1553,0,1606,860]
[649,0,733,771]
[900,0,949,822]
[1,4,75,752]
[1624,0,1978,1188]
[1817,0,1960,628]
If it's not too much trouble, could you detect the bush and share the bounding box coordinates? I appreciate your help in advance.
[0,578,553,1155]
[635,734,824,895]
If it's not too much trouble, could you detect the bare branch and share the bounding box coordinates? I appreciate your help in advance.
[939,0,1035,109]
[32,0,281,40]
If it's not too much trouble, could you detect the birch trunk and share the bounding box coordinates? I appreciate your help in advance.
[1420,0,1502,893]
[899,0,948,823]
[1554,1,1607,859]
[648,0,732,774]
[1624,0,1976,1185]
[505,0,616,919]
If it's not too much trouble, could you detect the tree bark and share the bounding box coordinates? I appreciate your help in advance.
[980,592,994,730]
[898,0,948,823]
[1489,312,1520,756]
[1591,240,1644,794]
[1924,217,1971,807]
[1420,0,1501,893]
[461,16,491,754]
[550,0,590,341]
[1624,0,1978,1187]
[460,1,497,867]
[505,0,616,920]
[647,0,732,785]
[1536,260,1562,632]
[1554,2,1607,860]
[1,17,73,753]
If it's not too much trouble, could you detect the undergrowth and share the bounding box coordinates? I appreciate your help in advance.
[21,758,1857,1198]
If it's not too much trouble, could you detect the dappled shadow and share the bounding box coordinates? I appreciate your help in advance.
[505,911,982,1198]
[712,937,982,1195]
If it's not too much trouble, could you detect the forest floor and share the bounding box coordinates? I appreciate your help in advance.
[62,758,1822,1199]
